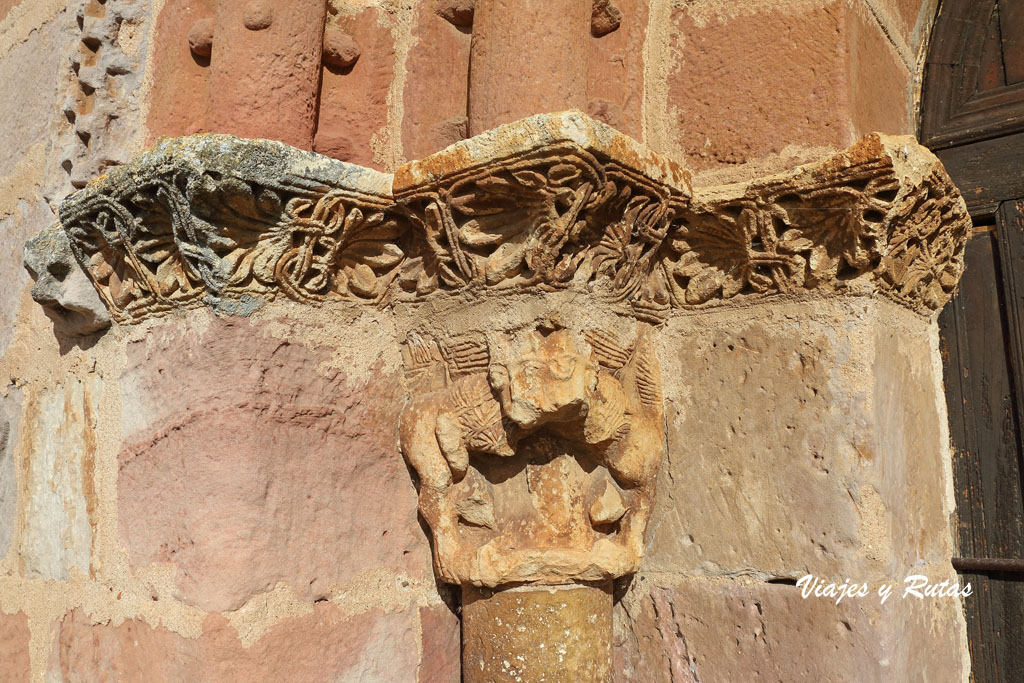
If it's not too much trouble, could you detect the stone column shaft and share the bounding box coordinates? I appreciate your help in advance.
[468,0,591,135]
[206,0,327,149]
[462,583,613,683]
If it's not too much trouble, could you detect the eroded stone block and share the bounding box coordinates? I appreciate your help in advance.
[118,313,427,612]
[646,299,953,581]
[615,577,965,683]
[54,604,419,682]
[0,387,23,563]
[0,610,31,683]
[21,376,100,580]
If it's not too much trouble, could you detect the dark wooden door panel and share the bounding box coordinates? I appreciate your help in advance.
[997,201,1024,443]
[941,232,1024,561]
[923,0,1024,150]
[940,217,1024,683]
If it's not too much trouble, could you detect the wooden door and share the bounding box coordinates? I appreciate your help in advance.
[924,1,1024,680]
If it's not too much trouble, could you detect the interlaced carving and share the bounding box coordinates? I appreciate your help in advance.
[657,138,971,314]
[59,137,407,323]
[394,147,678,308]
[51,116,972,326]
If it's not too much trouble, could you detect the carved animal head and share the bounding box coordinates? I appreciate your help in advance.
[487,327,598,429]
[23,223,111,336]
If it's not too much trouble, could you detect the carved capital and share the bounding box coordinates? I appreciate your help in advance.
[400,319,664,586]
[30,111,974,590]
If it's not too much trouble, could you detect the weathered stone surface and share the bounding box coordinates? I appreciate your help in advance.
[54,113,967,327]
[468,0,591,134]
[463,583,613,683]
[145,0,216,141]
[849,3,912,138]
[21,376,100,580]
[23,223,110,336]
[646,299,954,581]
[55,604,419,681]
[418,603,461,683]
[666,2,851,170]
[0,610,31,683]
[57,134,397,324]
[322,26,360,69]
[402,0,471,161]
[616,577,966,683]
[118,313,427,612]
[314,7,395,168]
[879,0,934,50]
[61,0,149,189]
[206,0,326,149]
[0,13,65,352]
[401,322,663,586]
[0,387,23,563]
[586,0,646,139]
[0,16,60,174]
[665,1,912,174]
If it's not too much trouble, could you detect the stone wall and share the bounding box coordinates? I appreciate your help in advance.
[0,1,966,682]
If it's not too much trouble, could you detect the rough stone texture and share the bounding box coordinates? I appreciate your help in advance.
[877,0,935,50]
[468,0,591,135]
[21,376,100,580]
[849,2,912,139]
[118,313,427,612]
[23,223,110,336]
[0,14,64,353]
[463,584,613,683]
[314,7,395,168]
[646,298,954,582]
[60,0,150,189]
[144,0,215,141]
[0,3,969,680]
[586,0,646,140]
[418,603,461,683]
[54,604,419,682]
[401,0,471,161]
[56,134,396,324]
[0,610,31,683]
[664,1,913,173]
[0,387,23,563]
[206,0,326,149]
[615,577,966,683]
[401,323,664,586]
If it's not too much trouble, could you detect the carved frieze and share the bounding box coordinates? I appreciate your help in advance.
[57,135,405,323]
[43,111,971,331]
[399,319,664,586]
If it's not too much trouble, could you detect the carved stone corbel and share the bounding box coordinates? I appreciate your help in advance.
[56,135,405,323]
[25,111,972,683]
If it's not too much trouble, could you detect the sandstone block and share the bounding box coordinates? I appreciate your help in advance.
[665,1,911,174]
[0,611,31,683]
[21,376,100,580]
[402,0,471,161]
[118,313,428,612]
[54,604,419,682]
[145,0,216,141]
[418,603,461,683]
[0,387,23,562]
[646,299,953,582]
[205,0,326,149]
[849,3,911,138]
[468,0,591,134]
[615,577,965,683]
[314,8,395,168]
[586,0,646,139]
